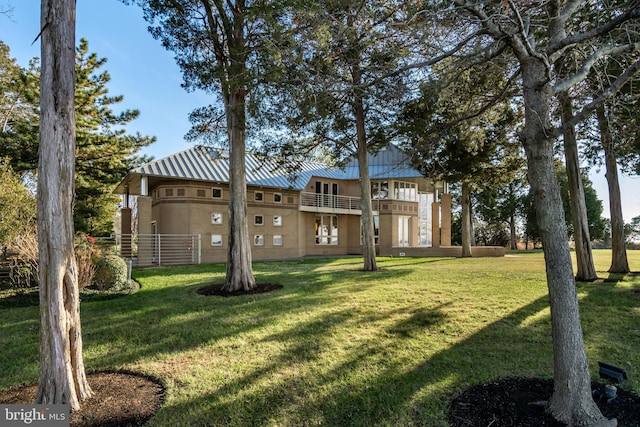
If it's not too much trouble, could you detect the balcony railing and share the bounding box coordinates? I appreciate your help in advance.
[300,192,380,214]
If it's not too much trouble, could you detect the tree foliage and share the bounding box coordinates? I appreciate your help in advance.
[398,56,522,255]
[0,159,36,252]
[0,38,154,236]
[127,0,292,290]
[73,38,154,235]
[0,41,40,169]
[260,0,428,270]
[626,215,640,243]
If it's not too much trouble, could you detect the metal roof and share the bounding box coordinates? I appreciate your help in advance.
[119,144,424,193]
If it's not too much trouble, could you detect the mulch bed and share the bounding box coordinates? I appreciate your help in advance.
[449,377,640,427]
[196,282,283,297]
[0,371,165,427]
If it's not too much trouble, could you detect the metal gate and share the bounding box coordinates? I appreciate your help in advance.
[108,234,202,267]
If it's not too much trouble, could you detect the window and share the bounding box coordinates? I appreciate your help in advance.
[254,235,264,246]
[371,181,389,199]
[211,213,223,224]
[254,215,264,226]
[315,215,338,245]
[273,235,283,246]
[212,188,222,198]
[398,216,410,247]
[393,181,417,201]
[197,189,206,197]
[255,191,264,202]
[315,181,338,208]
[165,188,173,197]
[273,193,282,203]
[211,234,223,246]
[273,215,282,226]
[177,188,185,196]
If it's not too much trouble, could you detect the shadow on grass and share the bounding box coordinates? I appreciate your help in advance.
[3,257,638,425]
[151,262,638,425]
[151,291,554,426]
[0,288,39,309]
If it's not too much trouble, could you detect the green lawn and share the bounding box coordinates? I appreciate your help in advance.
[1,250,639,426]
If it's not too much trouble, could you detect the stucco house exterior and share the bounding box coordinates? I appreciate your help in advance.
[115,144,503,266]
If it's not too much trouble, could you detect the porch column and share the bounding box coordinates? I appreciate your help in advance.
[431,201,441,248]
[440,193,452,246]
[120,208,132,257]
[137,196,153,266]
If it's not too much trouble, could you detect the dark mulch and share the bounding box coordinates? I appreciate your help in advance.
[0,371,165,427]
[196,282,283,297]
[449,377,640,427]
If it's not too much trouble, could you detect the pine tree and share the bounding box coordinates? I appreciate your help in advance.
[399,57,521,257]
[0,38,154,236]
[73,38,154,235]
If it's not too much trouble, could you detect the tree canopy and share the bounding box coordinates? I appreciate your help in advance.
[0,159,35,252]
[0,38,155,236]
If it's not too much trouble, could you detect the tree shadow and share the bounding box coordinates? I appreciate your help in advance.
[3,258,638,426]
[152,291,554,426]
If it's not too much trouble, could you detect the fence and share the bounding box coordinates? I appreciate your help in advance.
[98,234,202,267]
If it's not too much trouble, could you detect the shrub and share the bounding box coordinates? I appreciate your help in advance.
[75,233,96,290]
[93,255,128,291]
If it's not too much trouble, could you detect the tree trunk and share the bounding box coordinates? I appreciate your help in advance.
[508,182,518,250]
[559,91,598,281]
[352,64,377,271]
[509,213,517,250]
[596,104,630,274]
[223,85,256,291]
[520,57,611,427]
[37,0,92,411]
[461,181,472,257]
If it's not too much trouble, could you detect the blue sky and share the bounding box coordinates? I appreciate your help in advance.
[1,0,209,161]
[1,0,639,221]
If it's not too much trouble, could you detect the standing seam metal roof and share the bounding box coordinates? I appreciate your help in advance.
[128,145,423,190]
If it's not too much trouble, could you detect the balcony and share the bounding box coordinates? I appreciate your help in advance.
[300,192,379,215]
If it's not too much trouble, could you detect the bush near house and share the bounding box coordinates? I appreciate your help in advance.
[93,255,128,291]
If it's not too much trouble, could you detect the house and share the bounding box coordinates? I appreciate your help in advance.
[114,144,504,266]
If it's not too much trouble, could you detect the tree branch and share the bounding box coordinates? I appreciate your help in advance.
[446,68,520,127]
[554,42,640,92]
[546,3,640,60]
[558,57,640,134]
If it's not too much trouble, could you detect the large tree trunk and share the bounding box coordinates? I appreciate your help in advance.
[520,57,611,427]
[559,91,598,281]
[596,104,630,274]
[223,84,256,292]
[37,0,92,411]
[460,181,472,257]
[352,65,377,271]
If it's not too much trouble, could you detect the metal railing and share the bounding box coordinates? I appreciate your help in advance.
[100,234,202,267]
[299,192,364,213]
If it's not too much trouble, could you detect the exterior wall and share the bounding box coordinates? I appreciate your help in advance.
[150,182,307,263]
[375,200,419,249]
[130,174,486,263]
[440,194,452,246]
[247,189,303,261]
[136,196,153,266]
[299,212,354,258]
[345,215,364,255]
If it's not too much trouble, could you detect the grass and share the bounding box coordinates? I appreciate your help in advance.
[1,250,639,426]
